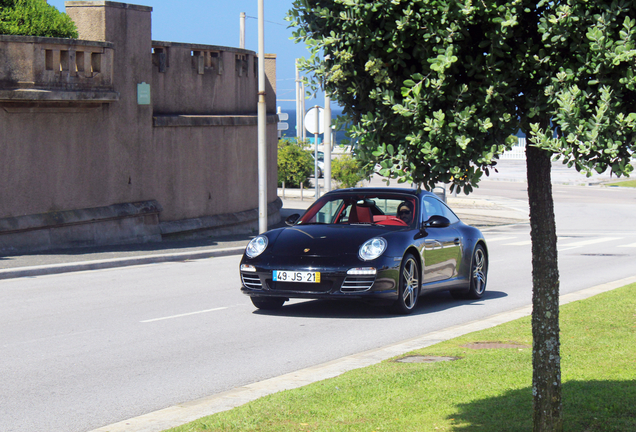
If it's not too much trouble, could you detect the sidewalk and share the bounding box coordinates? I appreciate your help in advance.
[0,198,302,279]
[482,158,625,185]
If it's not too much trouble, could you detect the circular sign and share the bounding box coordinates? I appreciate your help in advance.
[304,106,324,135]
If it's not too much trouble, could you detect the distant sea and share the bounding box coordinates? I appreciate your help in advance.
[278,108,348,145]
[277,108,528,142]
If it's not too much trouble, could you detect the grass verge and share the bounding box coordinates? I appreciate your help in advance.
[606,180,636,188]
[168,284,636,432]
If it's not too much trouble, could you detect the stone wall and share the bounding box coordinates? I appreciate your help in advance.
[0,1,279,254]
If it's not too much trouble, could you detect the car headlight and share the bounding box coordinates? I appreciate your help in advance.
[245,235,268,258]
[359,237,387,261]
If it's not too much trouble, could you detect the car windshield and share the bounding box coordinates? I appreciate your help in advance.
[298,193,417,228]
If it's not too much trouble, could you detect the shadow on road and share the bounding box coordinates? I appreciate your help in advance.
[252,290,508,319]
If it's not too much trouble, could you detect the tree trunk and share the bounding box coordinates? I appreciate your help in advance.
[526,145,563,432]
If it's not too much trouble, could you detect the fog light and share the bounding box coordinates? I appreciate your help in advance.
[347,267,377,275]
[240,264,256,272]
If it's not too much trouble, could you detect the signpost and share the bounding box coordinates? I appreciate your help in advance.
[304,106,324,135]
[277,110,289,137]
[305,106,324,198]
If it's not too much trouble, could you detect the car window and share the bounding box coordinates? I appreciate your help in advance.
[421,196,459,224]
[299,194,417,227]
[440,201,460,224]
[307,199,345,224]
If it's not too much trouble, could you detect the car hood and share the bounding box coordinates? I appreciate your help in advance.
[268,224,399,257]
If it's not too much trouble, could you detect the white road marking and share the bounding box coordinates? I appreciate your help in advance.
[558,237,621,252]
[141,307,228,323]
[617,242,636,248]
[484,236,517,242]
[504,240,532,246]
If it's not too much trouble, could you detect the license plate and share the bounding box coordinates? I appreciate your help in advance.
[273,270,321,283]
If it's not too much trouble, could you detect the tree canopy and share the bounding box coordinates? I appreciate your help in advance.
[0,0,78,38]
[277,139,314,188]
[289,0,636,192]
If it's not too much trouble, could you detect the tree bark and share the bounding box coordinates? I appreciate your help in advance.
[526,145,563,432]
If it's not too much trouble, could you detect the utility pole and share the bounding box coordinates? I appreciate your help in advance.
[257,0,267,233]
[322,54,332,193]
[295,61,302,141]
[324,92,331,193]
[239,12,245,49]
[313,105,320,198]
[301,82,306,142]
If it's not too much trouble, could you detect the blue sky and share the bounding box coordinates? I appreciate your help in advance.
[48,0,323,112]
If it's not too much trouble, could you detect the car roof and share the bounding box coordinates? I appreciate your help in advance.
[323,187,436,198]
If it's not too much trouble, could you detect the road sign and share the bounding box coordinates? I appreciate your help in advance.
[277,122,289,131]
[304,106,324,135]
[278,112,289,121]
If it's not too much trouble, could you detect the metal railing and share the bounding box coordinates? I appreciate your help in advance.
[500,137,527,160]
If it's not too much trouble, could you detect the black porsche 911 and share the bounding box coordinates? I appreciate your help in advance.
[239,187,488,314]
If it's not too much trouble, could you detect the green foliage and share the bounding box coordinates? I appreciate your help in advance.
[0,0,78,38]
[277,138,313,188]
[287,0,636,192]
[529,5,636,177]
[331,153,365,188]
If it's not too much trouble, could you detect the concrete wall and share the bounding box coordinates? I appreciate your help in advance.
[151,42,257,115]
[0,1,279,253]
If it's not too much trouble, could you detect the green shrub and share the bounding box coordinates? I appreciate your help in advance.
[277,139,313,188]
[0,0,78,38]
[332,154,365,189]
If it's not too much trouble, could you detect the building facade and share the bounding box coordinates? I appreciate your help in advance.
[0,1,279,253]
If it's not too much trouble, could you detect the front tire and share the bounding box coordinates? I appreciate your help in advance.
[390,253,420,314]
[251,297,286,310]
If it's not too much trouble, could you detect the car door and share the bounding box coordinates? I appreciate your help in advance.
[420,196,462,285]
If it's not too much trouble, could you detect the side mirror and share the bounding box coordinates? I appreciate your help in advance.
[422,215,450,229]
[285,214,300,226]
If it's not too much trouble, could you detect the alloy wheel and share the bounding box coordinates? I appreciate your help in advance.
[402,257,419,309]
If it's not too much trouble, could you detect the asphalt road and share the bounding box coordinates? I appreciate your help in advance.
[2,182,635,432]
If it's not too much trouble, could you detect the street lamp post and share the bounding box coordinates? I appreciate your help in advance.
[295,60,303,141]
[257,0,267,233]
[323,55,332,193]
[324,92,331,193]
[239,12,245,49]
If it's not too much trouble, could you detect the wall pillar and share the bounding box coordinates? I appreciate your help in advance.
[65,1,154,205]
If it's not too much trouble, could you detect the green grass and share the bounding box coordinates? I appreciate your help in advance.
[606,179,636,187]
[167,284,636,432]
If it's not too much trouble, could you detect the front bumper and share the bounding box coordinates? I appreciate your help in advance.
[239,257,400,302]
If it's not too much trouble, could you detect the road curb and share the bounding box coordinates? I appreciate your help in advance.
[0,246,246,280]
[87,274,636,432]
